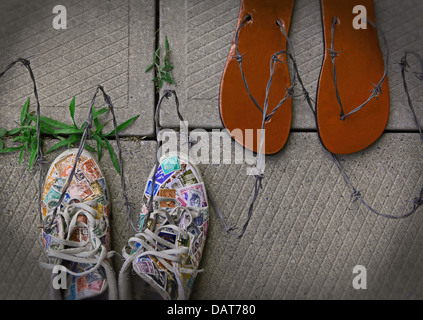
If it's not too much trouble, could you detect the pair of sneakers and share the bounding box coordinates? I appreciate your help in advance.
[41,148,209,300]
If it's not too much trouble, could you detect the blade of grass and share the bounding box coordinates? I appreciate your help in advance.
[103,138,120,175]
[145,63,154,73]
[19,123,55,135]
[47,137,80,154]
[28,136,37,171]
[12,135,27,143]
[162,65,174,72]
[165,36,170,52]
[7,128,22,135]
[94,120,111,134]
[105,115,140,137]
[18,148,24,165]
[0,145,25,154]
[155,46,161,60]
[69,96,76,128]
[30,115,74,130]
[84,145,97,154]
[97,140,102,161]
[20,98,30,125]
[54,128,84,135]
[93,108,109,119]
[22,106,35,127]
[92,133,106,148]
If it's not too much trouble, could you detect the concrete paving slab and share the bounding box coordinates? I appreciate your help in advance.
[0,0,156,136]
[1,132,422,299]
[191,131,423,299]
[159,0,423,131]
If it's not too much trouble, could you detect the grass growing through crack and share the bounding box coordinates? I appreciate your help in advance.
[0,96,140,174]
[145,36,175,91]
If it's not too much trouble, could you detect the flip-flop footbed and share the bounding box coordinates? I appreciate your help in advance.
[219,0,295,155]
[316,0,389,155]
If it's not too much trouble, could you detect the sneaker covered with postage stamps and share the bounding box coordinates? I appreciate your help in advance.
[119,153,209,300]
[41,148,117,300]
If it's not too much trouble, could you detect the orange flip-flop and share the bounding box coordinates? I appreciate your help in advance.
[219,0,295,155]
[316,0,389,155]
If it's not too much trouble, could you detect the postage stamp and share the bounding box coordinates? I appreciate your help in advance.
[67,179,94,200]
[48,166,59,179]
[146,180,161,197]
[44,186,61,206]
[87,279,105,293]
[60,163,74,178]
[158,189,176,208]
[54,154,75,176]
[77,276,88,293]
[155,165,175,185]
[179,210,193,230]
[164,177,183,190]
[52,177,67,192]
[178,182,207,208]
[97,178,108,201]
[178,168,199,186]
[161,156,181,175]
[90,180,103,198]
[74,168,86,182]
[177,196,187,207]
[135,258,156,276]
[80,158,103,183]
[43,176,56,197]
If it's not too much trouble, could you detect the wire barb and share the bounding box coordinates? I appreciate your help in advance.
[328,48,342,60]
[233,52,246,63]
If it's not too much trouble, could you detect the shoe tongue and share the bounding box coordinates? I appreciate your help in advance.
[64,213,109,300]
[132,228,180,300]
[69,214,89,243]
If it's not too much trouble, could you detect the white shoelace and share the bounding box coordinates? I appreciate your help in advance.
[40,197,116,277]
[123,199,203,276]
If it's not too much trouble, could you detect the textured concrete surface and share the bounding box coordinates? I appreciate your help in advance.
[0,0,155,136]
[1,0,423,300]
[159,0,423,130]
[193,132,423,299]
[1,133,423,300]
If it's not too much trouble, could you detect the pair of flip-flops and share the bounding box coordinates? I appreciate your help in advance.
[219,0,389,156]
